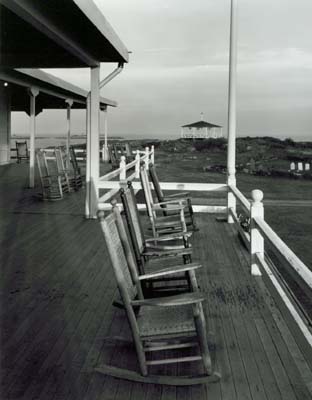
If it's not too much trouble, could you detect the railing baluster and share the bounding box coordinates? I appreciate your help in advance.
[135,150,140,179]
[144,146,149,170]
[151,145,155,165]
[119,155,126,180]
[250,189,264,276]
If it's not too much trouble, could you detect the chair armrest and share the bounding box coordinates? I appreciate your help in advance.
[154,199,187,207]
[152,204,184,212]
[142,247,192,257]
[131,292,205,307]
[163,192,190,199]
[138,262,201,281]
[145,231,192,242]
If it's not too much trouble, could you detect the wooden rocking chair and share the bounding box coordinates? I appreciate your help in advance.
[16,141,29,163]
[108,145,120,169]
[140,164,189,237]
[120,182,193,269]
[55,147,82,191]
[36,150,65,201]
[69,146,84,184]
[111,198,195,295]
[149,163,198,231]
[96,211,220,385]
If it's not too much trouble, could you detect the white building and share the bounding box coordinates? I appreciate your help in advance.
[181,118,223,139]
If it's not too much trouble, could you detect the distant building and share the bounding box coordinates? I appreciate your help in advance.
[181,114,223,139]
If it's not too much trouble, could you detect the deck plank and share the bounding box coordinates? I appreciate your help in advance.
[0,163,311,400]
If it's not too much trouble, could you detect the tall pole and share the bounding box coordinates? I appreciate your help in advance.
[28,87,39,188]
[227,0,238,223]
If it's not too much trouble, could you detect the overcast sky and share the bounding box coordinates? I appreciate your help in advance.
[13,0,312,140]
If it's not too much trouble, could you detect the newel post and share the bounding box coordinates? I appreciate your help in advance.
[250,189,264,276]
[120,155,126,180]
[144,147,149,170]
[135,150,140,179]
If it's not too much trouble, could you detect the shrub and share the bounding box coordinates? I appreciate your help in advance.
[193,138,226,152]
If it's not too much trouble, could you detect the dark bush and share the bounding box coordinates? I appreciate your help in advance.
[193,138,226,152]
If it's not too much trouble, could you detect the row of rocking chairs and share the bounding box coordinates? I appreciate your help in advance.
[96,163,220,386]
[36,146,83,201]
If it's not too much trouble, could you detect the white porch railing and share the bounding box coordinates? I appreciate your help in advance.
[97,145,227,212]
[228,184,312,365]
[98,144,312,362]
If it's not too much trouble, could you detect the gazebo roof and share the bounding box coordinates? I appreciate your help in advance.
[0,0,129,68]
[182,120,222,128]
[0,68,117,115]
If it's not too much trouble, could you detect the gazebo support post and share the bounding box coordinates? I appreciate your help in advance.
[85,65,100,219]
[227,0,237,223]
[28,87,39,188]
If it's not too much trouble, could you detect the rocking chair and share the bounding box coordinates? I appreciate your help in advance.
[140,164,189,237]
[96,210,220,385]
[108,145,120,169]
[36,150,65,201]
[120,182,193,270]
[149,163,198,231]
[69,146,84,181]
[16,141,29,163]
[111,198,195,295]
[55,147,82,191]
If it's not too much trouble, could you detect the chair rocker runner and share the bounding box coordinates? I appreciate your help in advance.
[96,211,220,385]
[149,163,198,231]
[140,164,189,237]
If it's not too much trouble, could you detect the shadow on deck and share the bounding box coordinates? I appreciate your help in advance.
[0,163,311,400]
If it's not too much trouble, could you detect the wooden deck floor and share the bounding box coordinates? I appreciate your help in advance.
[1,163,312,400]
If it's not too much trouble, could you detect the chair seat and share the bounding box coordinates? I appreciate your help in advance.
[138,304,195,337]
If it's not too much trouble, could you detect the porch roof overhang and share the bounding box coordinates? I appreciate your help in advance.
[0,68,117,115]
[0,0,129,68]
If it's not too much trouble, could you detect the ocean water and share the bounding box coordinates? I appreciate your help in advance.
[11,136,87,149]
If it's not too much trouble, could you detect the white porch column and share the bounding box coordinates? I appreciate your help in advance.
[0,84,11,165]
[85,66,100,219]
[102,105,109,162]
[65,99,73,168]
[227,0,238,223]
[28,87,39,188]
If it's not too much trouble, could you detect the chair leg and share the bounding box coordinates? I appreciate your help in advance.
[193,303,212,375]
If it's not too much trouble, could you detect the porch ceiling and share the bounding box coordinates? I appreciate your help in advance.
[0,68,117,115]
[0,0,129,68]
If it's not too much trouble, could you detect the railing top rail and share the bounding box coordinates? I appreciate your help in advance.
[229,184,251,212]
[125,158,137,171]
[99,146,154,182]
[254,216,312,292]
[99,168,121,181]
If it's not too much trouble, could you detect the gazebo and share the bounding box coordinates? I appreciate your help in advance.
[181,116,223,139]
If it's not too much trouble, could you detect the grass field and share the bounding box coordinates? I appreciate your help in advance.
[153,148,312,271]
